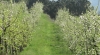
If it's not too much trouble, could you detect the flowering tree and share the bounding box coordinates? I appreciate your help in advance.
[56,9,100,55]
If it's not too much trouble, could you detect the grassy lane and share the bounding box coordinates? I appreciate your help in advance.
[19,14,72,55]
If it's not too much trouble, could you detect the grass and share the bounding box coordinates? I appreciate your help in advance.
[19,14,72,55]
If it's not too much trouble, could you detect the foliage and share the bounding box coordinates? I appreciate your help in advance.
[44,0,91,19]
[0,1,43,55]
[56,8,100,55]
[25,0,91,19]
[29,2,43,27]
[58,0,91,15]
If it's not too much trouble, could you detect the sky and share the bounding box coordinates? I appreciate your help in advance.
[89,0,99,7]
[50,0,57,1]
[89,0,100,12]
[89,0,100,8]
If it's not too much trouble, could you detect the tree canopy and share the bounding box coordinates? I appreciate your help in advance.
[3,0,91,19]
[42,0,91,19]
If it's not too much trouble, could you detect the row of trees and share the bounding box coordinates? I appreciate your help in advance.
[26,0,91,19]
[55,8,100,55]
[0,1,43,55]
[5,0,91,19]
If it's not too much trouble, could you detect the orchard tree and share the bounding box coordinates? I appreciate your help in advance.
[26,0,49,8]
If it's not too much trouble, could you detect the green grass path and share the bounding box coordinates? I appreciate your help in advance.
[20,14,72,55]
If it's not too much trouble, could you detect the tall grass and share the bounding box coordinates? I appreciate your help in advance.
[55,8,100,55]
[0,1,43,55]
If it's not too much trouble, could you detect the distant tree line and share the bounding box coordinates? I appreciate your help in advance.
[26,0,91,19]
[3,0,91,19]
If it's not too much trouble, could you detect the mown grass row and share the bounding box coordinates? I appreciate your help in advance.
[19,14,73,55]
